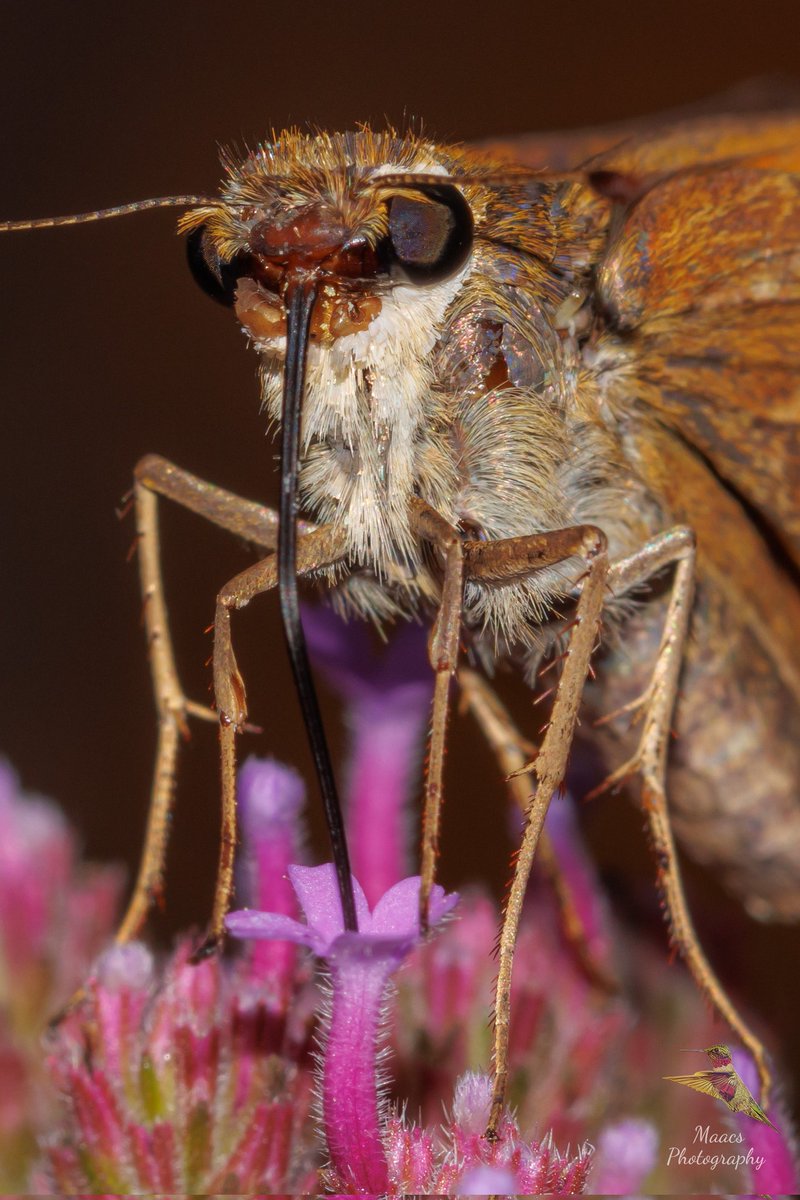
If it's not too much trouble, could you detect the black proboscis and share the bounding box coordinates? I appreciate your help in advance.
[279,277,358,932]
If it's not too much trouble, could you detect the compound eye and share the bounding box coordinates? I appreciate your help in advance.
[186,225,252,306]
[385,183,473,285]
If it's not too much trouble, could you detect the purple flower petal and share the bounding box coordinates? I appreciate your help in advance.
[327,930,419,970]
[225,910,314,947]
[238,756,305,832]
[227,861,458,1194]
[96,943,154,992]
[371,876,458,935]
[234,757,307,1003]
[369,874,426,934]
[452,1071,494,1133]
[458,1163,518,1194]
[302,602,431,696]
[591,1117,658,1193]
[287,863,371,948]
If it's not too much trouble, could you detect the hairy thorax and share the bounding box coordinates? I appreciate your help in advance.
[256,272,659,648]
[187,130,663,648]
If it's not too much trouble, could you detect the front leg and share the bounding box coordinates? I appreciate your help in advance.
[203,523,348,953]
[117,454,312,945]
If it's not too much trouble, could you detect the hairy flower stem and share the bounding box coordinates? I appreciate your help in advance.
[324,944,392,1193]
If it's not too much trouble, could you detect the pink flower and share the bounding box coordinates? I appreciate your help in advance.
[5,609,799,1196]
[35,760,322,1194]
[0,762,121,1191]
[382,1076,592,1199]
[0,762,121,1006]
[303,604,433,905]
[41,940,319,1194]
[235,757,306,1008]
[733,1048,798,1194]
[228,865,457,1192]
[591,1118,659,1193]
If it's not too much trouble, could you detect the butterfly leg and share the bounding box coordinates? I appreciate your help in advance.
[117,453,311,945]
[591,527,772,1103]
[461,523,609,1140]
[458,665,618,993]
[408,499,466,932]
[200,521,348,954]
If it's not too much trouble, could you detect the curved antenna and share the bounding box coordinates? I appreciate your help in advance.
[0,195,218,233]
[0,168,585,237]
[3,179,360,932]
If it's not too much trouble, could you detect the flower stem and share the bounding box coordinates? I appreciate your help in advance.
[323,950,390,1193]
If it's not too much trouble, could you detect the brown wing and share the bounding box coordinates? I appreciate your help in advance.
[483,107,800,573]
[591,135,800,570]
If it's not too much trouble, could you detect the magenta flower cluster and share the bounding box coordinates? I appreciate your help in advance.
[0,762,122,1190]
[1,606,798,1195]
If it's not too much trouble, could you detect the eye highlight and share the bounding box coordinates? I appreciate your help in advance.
[383,183,473,285]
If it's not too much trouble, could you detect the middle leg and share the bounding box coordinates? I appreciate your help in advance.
[118,455,293,945]
[461,523,609,1138]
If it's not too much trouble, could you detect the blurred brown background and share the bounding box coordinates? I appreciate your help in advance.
[2,0,800,1095]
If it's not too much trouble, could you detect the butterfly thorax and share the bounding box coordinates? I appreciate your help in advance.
[184,129,662,645]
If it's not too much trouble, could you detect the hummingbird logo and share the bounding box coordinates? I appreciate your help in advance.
[664,1044,776,1128]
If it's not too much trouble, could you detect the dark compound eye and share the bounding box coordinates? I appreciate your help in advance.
[384,183,473,285]
[186,225,253,306]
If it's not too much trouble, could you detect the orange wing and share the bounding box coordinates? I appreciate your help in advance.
[594,140,800,569]
[483,109,800,569]
[479,86,800,171]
